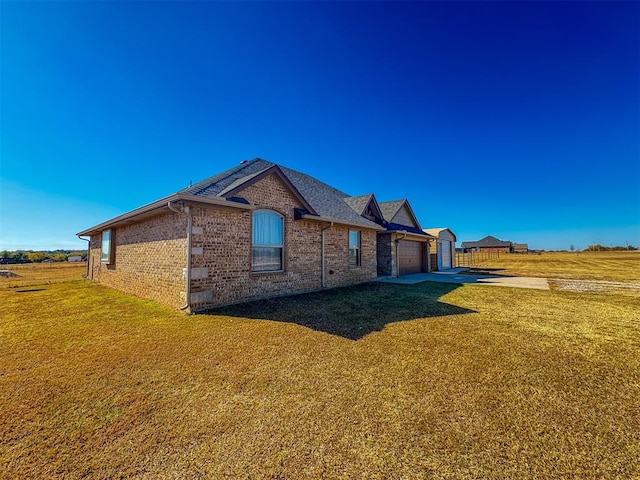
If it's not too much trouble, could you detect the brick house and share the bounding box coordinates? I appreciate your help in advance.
[343,195,434,277]
[461,235,513,253]
[377,199,433,276]
[78,159,434,312]
[512,243,529,254]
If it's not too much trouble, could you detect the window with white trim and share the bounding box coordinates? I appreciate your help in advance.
[349,230,361,266]
[252,210,284,272]
[101,229,114,263]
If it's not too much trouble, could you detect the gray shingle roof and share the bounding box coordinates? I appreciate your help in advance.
[461,235,512,248]
[180,158,381,229]
[378,200,406,222]
[343,194,374,216]
[181,160,275,197]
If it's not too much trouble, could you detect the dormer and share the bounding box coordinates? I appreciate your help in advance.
[344,193,385,225]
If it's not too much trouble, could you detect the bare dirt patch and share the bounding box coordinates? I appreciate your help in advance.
[0,270,19,278]
[551,278,640,296]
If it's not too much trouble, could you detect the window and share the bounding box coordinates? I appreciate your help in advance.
[252,210,284,272]
[101,229,114,263]
[349,230,361,266]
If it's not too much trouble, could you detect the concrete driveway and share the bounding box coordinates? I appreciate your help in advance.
[379,268,550,290]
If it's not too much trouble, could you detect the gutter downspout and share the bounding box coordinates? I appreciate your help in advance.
[394,231,407,278]
[77,235,91,279]
[168,201,192,311]
[320,222,333,288]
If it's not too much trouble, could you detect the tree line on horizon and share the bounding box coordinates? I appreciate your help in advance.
[0,249,88,264]
[572,244,637,252]
[2,244,636,265]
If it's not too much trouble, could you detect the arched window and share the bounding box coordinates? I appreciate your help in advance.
[252,210,284,272]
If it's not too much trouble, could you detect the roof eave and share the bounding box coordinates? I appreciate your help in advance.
[423,228,457,241]
[76,193,253,236]
[298,213,386,231]
[388,230,435,242]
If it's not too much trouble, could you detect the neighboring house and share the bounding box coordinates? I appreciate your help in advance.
[513,243,529,254]
[461,235,513,253]
[423,228,457,270]
[77,158,434,312]
[68,256,83,262]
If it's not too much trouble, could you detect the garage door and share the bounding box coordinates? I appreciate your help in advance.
[440,241,451,270]
[399,240,423,276]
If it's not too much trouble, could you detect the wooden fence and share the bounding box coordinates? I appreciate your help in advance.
[455,250,501,267]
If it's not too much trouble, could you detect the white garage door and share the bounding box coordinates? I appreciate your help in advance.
[440,241,451,270]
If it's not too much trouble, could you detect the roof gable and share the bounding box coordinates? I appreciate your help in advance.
[379,199,421,229]
[344,194,372,216]
[379,200,404,222]
[217,164,316,215]
[392,204,419,229]
[344,193,384,223]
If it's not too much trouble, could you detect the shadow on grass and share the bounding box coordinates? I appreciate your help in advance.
[460,267,507,276]
[209,281,475,340]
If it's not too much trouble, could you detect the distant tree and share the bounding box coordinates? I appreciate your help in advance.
[26,252,46,262]
[52,253,68,262]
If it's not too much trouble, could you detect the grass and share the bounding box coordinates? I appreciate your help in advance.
[0,262,86,289]
[1,264,639,478]
[463,251,640,283]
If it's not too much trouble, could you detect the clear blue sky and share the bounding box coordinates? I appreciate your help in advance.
[1,1,638,251]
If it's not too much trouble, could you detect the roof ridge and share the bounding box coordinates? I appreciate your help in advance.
[217,169,267,197]
[278,165,350,198]
[181,158,269,196]
[346,193,374,199]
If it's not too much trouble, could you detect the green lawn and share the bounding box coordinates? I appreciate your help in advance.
[1,272,639,478]
[462,251,640,283]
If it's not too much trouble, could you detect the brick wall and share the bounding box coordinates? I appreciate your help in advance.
[323,227,377,289]
[88,212,188,309]
[188,173,378,311]
[376,233,394,276]
[430,253,438,271]
[87,173,379,311]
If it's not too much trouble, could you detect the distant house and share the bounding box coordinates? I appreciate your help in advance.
[68,256,83,262]
[423,228,456,270]
[77,158,436,312]
[512,243,528,254]
[461,235,513,253]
